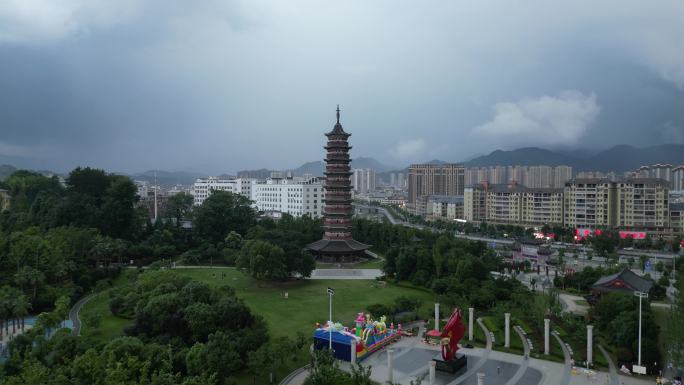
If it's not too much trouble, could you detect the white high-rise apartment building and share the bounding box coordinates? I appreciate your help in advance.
[251,176,324,218]
[352,169,376,194]
[527,166,554,188]
[193,177,254,206]
[553,166,573,188]
[673,166,684,191]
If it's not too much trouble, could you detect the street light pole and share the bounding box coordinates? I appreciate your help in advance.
[327,287,335,350]
[634,291,649,368]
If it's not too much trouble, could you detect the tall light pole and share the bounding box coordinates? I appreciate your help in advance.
[327,287,335,350]
[634,291,649,369]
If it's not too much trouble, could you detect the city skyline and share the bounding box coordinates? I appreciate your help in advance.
[1,1,684,173]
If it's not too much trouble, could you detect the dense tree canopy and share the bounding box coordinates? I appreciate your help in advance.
[193,191,256,243]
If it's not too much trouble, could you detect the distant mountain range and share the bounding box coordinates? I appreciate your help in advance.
[464,144,684,172]
[130,170,208,186]
[3,144,683,186]
[238,157,395,178]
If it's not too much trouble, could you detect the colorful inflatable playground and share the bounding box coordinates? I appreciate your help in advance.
[313,313,402,361]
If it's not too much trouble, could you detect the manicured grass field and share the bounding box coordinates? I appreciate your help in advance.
[175,268,435,339]
[83,267,435,342]
[79,290,132,341]
[80,267,435,384]
[80,270,137,341]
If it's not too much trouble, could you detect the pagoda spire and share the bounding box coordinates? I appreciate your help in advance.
[336,104,340,124]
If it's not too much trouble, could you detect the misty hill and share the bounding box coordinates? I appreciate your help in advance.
[464,144,684,172]
[238,157,395,177]
[300,157,394,176]
[131,170,207,186]
[465,147,577,167]
[0,164,17,181]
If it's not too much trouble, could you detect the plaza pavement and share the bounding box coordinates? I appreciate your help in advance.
[280,321,658,385]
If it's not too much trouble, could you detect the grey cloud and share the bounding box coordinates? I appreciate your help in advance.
[0,1,683,174]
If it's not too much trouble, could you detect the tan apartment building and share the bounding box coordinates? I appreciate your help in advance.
[463,182,563,227]
[615,178,669,230]
[563,178,616,229]
[464,185,487,222]
[670,203,684,233]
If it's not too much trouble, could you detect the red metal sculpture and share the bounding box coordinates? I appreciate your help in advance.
[440,308,465,361]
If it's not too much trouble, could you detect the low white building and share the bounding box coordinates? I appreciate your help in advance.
[192,177,255,206]
[251,176,325,218]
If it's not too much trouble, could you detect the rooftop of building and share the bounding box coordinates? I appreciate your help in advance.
[565,178,613,185]
[591,268,653,294]
[465,183,562,194]
[306,238,371,253]
[426,195,464,204]
[618,178,670,185]
[408,163,465,168]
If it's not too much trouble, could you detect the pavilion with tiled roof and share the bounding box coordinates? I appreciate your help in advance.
[591,268,653,298]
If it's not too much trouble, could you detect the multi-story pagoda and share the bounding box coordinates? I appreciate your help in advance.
[307,106,370,262]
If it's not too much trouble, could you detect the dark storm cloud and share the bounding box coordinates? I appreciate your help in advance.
[1,0,683,174]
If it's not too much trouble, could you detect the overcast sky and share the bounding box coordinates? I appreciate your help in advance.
[1,1,684,174]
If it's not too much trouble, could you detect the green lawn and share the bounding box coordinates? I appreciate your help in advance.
[79,290,132,341]
[652,306,671,365]
[79,269,138,341]
[175,268,435,339]
[81,268,434,342]
[81,267,435,384]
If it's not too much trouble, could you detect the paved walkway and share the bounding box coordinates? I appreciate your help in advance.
[69,293,96,336]
[449,318,493,385]
[558,293,589,316]
[551,332,571,385]
[598,344,619,385]
[505,326,530,385]
[308,269,383,280]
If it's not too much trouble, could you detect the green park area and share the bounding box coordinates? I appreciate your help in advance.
[81,267,435,341]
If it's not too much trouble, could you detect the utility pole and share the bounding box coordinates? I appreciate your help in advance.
[327,287,335,350]
[153,170,158,224]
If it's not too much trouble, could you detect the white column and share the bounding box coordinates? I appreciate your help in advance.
[586,325,593,366]
[477,372,485,385]
[435,303,440,331]
[429,361,436,385]
[544,318,550,355]
[387,349,394,384]
[351,340,357,364]
[468,307,474,341]
[504,313,511,348]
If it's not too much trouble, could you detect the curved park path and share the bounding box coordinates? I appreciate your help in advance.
[598,344,619,385]
[505,326,531,385]
[69,294,96,336]
[550,332,572,385]
[448,318,493,385]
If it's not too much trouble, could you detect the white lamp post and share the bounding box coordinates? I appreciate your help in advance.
[634,291,649,371]
[327,287,335,350]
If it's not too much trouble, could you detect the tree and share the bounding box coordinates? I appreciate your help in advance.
[639,255,649,272]
[54,295,71,328]
[349,362,373,385]
[14,266,44,300]
[12,294,31,331]
[237,240,287,280]
[165,192,194,225]
[304,349,348,385]
[193,191,256,243]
